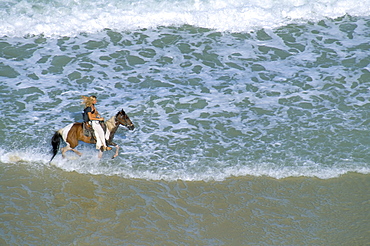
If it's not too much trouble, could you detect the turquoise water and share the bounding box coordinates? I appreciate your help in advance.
[1,0,370,244]
[1,18,370,180]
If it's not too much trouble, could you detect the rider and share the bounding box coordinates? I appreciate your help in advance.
[81,95,111,151]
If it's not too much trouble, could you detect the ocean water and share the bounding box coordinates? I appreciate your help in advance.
[1,0,370,244]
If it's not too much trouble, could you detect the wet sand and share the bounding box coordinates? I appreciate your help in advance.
[1,163,369,245]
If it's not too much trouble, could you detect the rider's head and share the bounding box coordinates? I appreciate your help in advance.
[81,95,97,107]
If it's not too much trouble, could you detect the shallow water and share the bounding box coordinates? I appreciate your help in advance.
[1,0,370,244]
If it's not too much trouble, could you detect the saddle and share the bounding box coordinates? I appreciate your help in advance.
[82,121,107,139]
[83,122,95,139]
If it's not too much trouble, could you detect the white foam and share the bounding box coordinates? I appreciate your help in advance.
[2,147,369,181]
[0,148,50,165]
[1,0,369,37]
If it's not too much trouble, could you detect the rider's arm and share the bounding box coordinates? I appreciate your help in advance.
[88,112,104,121]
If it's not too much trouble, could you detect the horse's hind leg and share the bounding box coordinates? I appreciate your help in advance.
[61,145,71,158]
[71,149,82,157]
[61,144,82,158]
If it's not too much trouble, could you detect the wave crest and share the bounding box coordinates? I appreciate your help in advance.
[1,0,369,37]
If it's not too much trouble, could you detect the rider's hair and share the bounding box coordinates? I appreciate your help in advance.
[81,95,97,107]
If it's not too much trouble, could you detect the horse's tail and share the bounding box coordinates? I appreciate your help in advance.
[50,131,61,162]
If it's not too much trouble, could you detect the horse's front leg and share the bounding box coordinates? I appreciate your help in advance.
[98,150,103,159]
[112,144,120,159]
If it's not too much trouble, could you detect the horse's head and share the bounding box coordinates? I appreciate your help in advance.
[116,109,135,130]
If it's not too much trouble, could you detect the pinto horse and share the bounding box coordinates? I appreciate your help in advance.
[50,109,134,162]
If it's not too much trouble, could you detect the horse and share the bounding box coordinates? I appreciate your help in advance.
[50,109,134,162]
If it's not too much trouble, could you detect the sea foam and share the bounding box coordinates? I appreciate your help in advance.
[0,0,369,37]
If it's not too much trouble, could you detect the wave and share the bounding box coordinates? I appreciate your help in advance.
[1,0,369,37]
[1,148,369,181]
